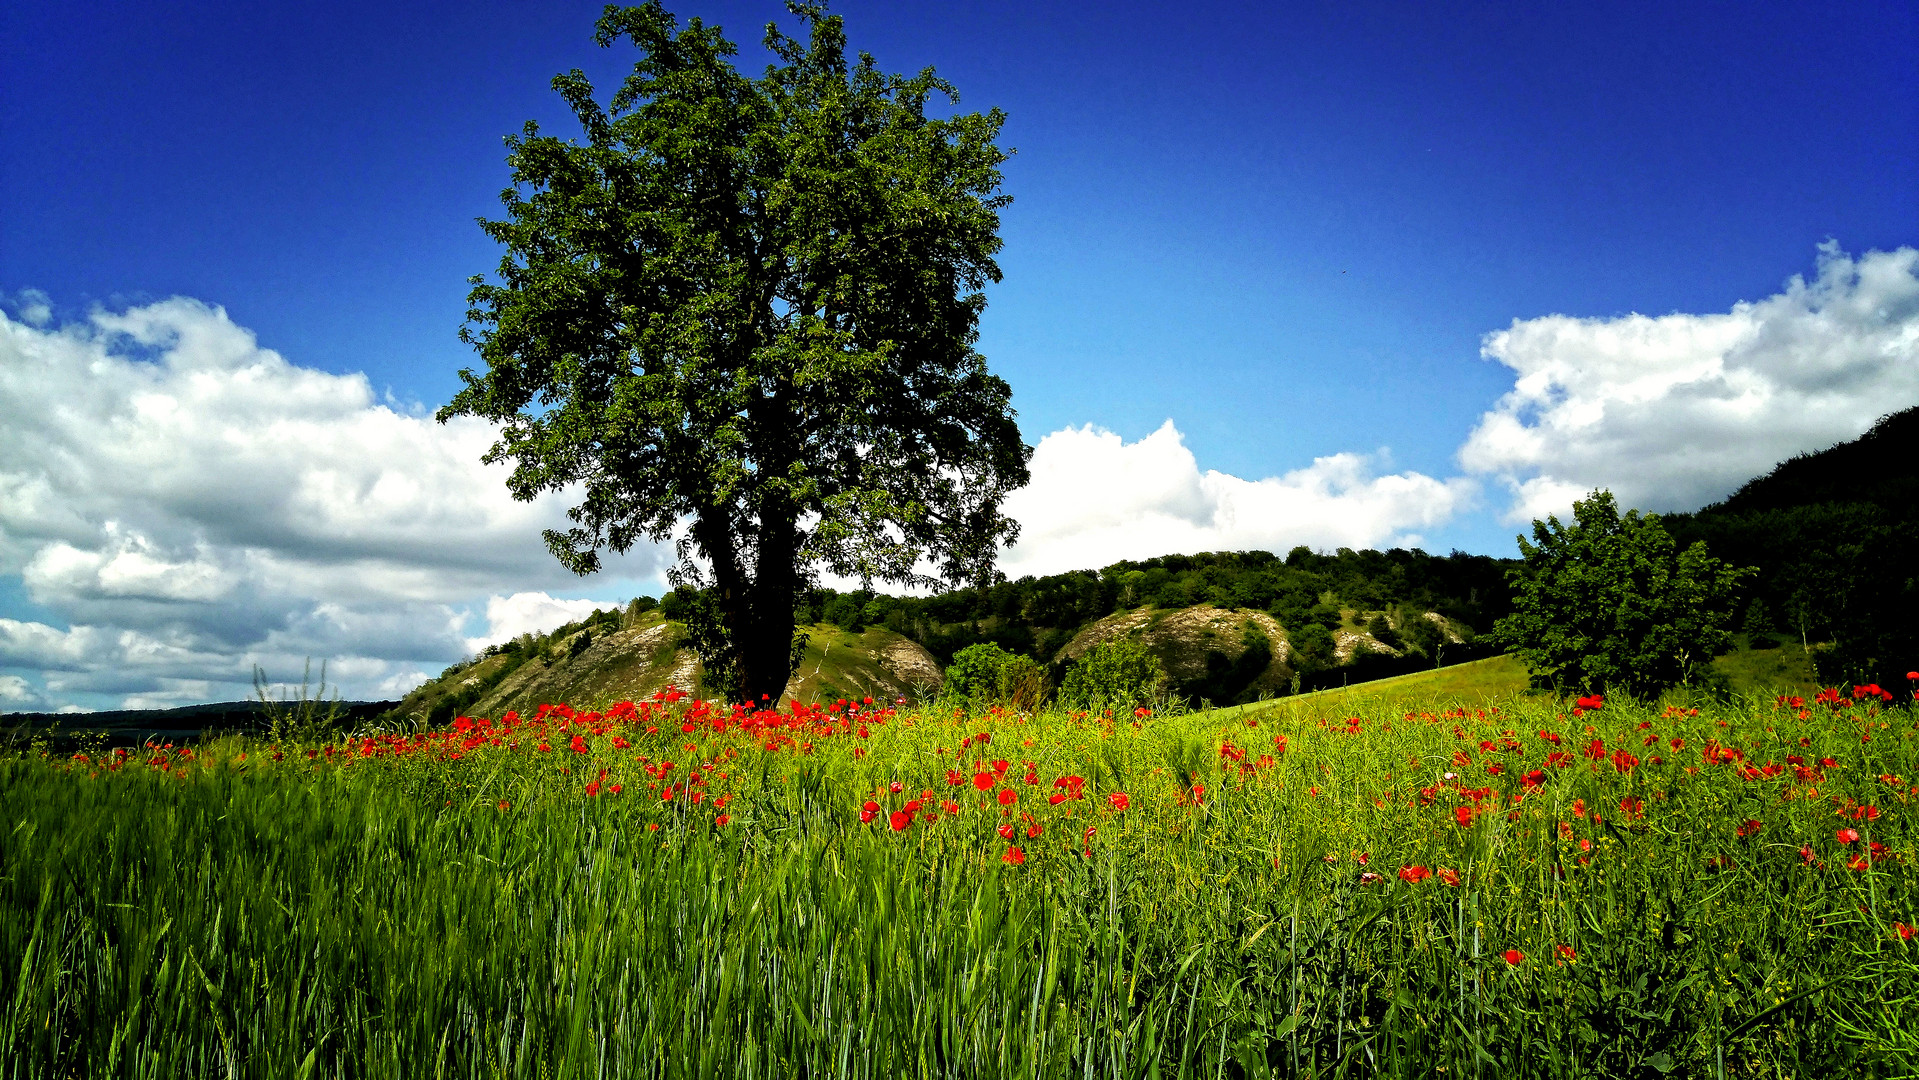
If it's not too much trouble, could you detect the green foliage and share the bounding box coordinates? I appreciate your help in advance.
[1288,621,1337,673]
[438,1,1030,701]
[1059,638,1167,712]
[1663,406,1919,689]
[1494,489,1749,698]
[944,640,1020,709]
[1365,612,1400,649]
[1180,624,1273,706]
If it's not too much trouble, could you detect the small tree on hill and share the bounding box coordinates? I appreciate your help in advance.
[1492,490,1748,698]
[1059,639,1166,714]
[441,2,1030,702]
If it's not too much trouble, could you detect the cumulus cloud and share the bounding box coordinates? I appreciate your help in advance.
[0,298,669,709]
[463,592,611,654]
[999,421,1475,577]
[1460,243,1919,523]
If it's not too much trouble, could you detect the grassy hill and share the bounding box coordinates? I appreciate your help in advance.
[381,610,945,725]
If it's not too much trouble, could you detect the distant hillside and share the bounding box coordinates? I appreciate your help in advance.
[1665,406,1919,688]
[382,608,944,725]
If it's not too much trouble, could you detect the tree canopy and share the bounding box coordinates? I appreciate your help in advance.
[1492,490,1748,699]
[441,1,1031,702]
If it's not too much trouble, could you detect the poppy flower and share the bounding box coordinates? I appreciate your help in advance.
[889,810,912,831]
[997,788,1017,806]
[1398,865,1431,884]
[1838,827,1861,843]
[1108,792,1130,811]
[1503,949,1524,966]
[1026,823,1043,839]
[1736,819,1762,838]
[1002,846,1026,865]
[973,772,995,790]
[715,813,731,826]
[998,823,1016,840]
[1453,806,1476,828]
[1896,922,1917,941]
[1555,944,1575,963]
[1438,868,1461,887]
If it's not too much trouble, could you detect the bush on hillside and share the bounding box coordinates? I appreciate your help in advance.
[941,643,1047,711]
[1059,639,1166,713]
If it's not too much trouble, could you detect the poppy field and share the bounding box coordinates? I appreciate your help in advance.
[3,681,1917,1078]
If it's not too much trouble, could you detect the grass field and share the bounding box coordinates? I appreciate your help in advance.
[3,681,1915,1078]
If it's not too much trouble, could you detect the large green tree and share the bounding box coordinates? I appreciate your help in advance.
[441,2,1031,702]
[1492,490,1748,698]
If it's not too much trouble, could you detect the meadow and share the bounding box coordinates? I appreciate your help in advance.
[2,680,1915,1078]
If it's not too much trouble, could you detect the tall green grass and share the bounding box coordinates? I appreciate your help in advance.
[2,689,1914,1078]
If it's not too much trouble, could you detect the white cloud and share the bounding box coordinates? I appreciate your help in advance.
[999,421,1474,577]
[1460,243,1919,523]
[0,297,669,708]
[0,674,41,706]
[464,592,610,654]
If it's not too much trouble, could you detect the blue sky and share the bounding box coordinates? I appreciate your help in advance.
[2,1,1916,708]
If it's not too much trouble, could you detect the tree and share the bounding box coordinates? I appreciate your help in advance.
[1492,490,1749,699]
[441,2,1031,702]
[1059,639,1166,713]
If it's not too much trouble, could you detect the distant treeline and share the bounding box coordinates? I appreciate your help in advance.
[1665,405,1919,690]
[788,546,1516,669]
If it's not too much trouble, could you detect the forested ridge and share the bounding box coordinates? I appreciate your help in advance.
[1664,405,1919,689]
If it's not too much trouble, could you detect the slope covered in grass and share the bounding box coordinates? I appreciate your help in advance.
[6,686,1915,1076]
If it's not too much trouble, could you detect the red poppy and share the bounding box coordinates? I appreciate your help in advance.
[1503,949,1524,966]
[1736,819,1762,838]
[998,823,1016,840]
[1896,922,1917,940]
[889,810,912,831]
[1555,944,1575,963]
[1108,792,1130,811]
[715,813,731,826]
[1002,846,1026,865]
[1838,827,1861,844]
[998,788,1017,806]
[1398,865,1432,884]
[1438,868,1461,887]
[1026,823,1043,839]
[1453,805,1476,828]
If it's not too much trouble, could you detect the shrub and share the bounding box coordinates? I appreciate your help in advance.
[1288,622,1336,672]
[1059,639,1166,713]
[943,643,1017,706]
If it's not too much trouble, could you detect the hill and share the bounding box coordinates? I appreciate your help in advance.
[381,608,944,725]
[1665,405,1919,688]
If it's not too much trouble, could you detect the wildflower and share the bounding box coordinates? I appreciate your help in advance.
[1503,949,1524,966]
[1359,872,1382,885]
[1521,769,1546,788]
[998,823,1016,840]
[997,788,1017,806]
[860,800,880,824]
[1736,819,1763,838]
[716,813,731,826]
[1002,846,1026,865]
[889,780,904,794]
[1026,823,1043,839]
[498,800,510,811]
[973,772,995,790]
[1896,922,1917,941]
[889,810,912,831]
[1453,805,1476,828]
[1837,827,1861,844]
[1108,792,1130,811]
[1437,868,1461,887]
[1398,865,1432,884]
